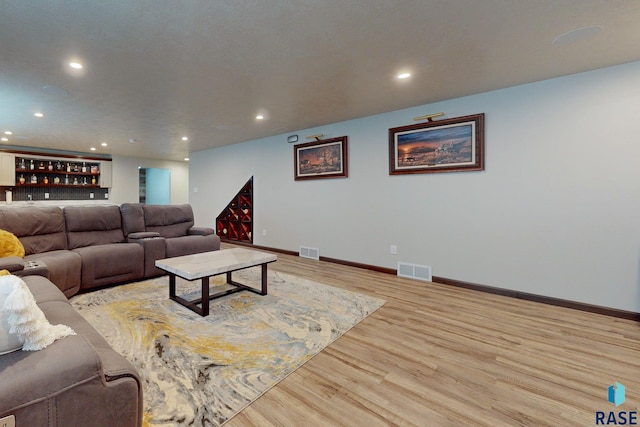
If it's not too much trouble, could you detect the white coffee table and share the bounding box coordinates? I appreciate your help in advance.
[155,248,277,316]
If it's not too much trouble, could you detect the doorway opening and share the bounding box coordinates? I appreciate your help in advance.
[139,168,171,204]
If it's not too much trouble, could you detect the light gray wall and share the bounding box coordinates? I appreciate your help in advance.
[110,155,188,205]
[190,60,640,312]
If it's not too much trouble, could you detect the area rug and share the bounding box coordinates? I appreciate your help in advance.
[70,268,385,426]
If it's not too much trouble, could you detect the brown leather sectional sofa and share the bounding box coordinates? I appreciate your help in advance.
[0,203,220,427]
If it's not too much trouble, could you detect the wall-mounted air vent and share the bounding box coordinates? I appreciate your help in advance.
[397,262,432,282]
[299,246,320,260]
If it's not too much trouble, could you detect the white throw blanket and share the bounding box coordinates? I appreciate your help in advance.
[1,275,75,351]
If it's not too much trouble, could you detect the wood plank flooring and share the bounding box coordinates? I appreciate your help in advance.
[224,244,640,426]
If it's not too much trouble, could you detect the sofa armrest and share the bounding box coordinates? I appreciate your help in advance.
[127,231,161,240]
[127,235,166,278]
[0,334,141,426]
[0,256,25,273]
[14,260,50,279]
[188,226,214,236]
[0,335,102,413]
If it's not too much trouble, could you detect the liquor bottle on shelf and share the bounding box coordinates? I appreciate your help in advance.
[18,175,25,184]
[53,176,60,184]
[42,176,49,185]
[91,176,96,185]
[66,163,71,172]
[18,158,26,169]
[56,161,63,171]
[30,174,37,184]
[38,161,45,170]
[81,162,87,173]
[73,177,78,185]
[29,159,35,170]
[48,161,53,171]
[64,175,69,185]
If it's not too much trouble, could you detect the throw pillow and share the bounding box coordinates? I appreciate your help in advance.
[0,229,25,258]
[2,275,75,351]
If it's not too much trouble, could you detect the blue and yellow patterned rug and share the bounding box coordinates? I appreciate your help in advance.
[70,268,385,426]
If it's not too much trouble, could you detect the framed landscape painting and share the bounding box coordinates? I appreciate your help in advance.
[389,113,484,175]
[294,136,348,181]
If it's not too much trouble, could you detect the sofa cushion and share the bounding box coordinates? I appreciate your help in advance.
[19,274,68,305]
[0,206,67,254]
[143,204,194,238]
[120,203,146,236]
[73,244,144,289]
[65,205,126,249]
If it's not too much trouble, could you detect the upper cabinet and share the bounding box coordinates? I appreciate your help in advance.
[0,153,16,186]
[99,160,112,188]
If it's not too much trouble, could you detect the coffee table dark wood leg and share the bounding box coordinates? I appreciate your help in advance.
[201,276,210,316]
[261,263,268,295]
[169,274,176,298]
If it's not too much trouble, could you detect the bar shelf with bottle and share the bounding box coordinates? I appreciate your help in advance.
[15,158,100,188]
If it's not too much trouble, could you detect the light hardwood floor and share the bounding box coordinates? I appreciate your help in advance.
[224,244,640,426]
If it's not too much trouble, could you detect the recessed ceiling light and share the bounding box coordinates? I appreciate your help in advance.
[90,147,96,151]
[181,136,188,141]
[69,62,83,69]
[4,131,12,135]
[397,72,411,79]
[184,157,190,161]
[256,115,264,120]
[101,142,108,147]
[34,112,44,118]
[129,138,137,143]
[1,137,8,142]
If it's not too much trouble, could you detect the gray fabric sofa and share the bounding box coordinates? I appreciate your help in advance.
[64,205,145,291]
[0,203,220,296]
[121,203,219,278]
[0,275,142,427]
[0,206,82,296]
[0,203,219,427]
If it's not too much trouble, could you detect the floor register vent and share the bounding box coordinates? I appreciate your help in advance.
[397,262,432,282]
[299,246,320,260]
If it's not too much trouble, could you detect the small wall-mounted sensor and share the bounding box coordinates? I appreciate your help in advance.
[287,135,299,143]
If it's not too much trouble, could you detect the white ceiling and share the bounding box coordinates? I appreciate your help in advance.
[1,1,640,161]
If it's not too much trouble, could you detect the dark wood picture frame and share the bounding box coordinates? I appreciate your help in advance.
[294,136,348,181]
[389,113,484,175]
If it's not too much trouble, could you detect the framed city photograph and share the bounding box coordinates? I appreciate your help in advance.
[389,113,484,175]
[294,136,348,181]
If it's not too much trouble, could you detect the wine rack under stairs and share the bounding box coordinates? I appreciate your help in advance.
[216,177,253,243]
